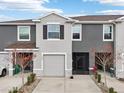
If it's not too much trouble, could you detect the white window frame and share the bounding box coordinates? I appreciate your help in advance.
[47,23,60,40]
[103,24,113,41]
[17,26,31,41]
[72,24,82,41]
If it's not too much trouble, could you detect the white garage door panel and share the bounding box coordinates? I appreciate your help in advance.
[44,55,65,76]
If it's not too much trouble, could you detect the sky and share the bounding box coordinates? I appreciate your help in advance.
[0,0,124,21]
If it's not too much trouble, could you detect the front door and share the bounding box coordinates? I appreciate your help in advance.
[73,52,89,75]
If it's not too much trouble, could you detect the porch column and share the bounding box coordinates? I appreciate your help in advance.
[33,51,42,76]
[9,52,13,76]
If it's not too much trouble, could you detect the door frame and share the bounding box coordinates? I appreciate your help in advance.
[72,52,89,74]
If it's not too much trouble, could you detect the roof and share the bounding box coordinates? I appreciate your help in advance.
[0,15,124,24]
[5,42,36,49]
[70,15,124,21]
[0,19,35,25]
[0,19,33,23]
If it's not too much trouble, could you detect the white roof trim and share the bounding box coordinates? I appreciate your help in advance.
[33,12,78,22]
[113,16,124,22]
[4,48,39,51]
[117,16,124,20]
[0,23,35,25]
[0,51,9,54]
[32,19,41,22]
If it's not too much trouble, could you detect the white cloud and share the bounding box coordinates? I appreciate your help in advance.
[0,15,16,22]
[82,0,124,6]
[97,10,124,15]
[0,0,63,13]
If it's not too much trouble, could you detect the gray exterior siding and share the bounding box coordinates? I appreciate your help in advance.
[0,25,36,51]
[72,24,114,67]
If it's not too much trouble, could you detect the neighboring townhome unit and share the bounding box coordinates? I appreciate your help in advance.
[0,12,124,78]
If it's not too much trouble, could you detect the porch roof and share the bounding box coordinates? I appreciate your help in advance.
[5,42,37,49]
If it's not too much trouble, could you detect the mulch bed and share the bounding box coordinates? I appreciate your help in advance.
[19,79,41,93]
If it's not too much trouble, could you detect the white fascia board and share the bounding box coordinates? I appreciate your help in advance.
[0,23,35,25]
[4,48,39,51]
[0,51,9,53]
[36,12,77,22]
[32,19,41,22]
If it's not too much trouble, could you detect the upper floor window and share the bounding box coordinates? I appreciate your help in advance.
[18,26,30,41]
[103,24,113,41]
[43,23,64,40]
[72,24,82,41]
[48,24,60,39]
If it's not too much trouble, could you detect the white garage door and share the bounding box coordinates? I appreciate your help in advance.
[43,54,65,77]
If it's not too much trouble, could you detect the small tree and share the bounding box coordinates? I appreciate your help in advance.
[11,49,37,92]
[91,44,114,86]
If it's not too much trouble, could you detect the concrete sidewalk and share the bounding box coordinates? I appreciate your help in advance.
[32,75,102,93]
[0,74,28,93]
[100,72,124,93]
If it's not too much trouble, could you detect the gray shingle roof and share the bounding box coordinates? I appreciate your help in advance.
[6,42,36,49]
[0,19,33,23]
[70,15,124,21]
[0,15,123,24]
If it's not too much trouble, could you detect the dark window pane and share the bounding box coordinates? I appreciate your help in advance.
[48,24,60,39]
[48,32,60,39]
[20,34,29,39]
[104,33,111,39]
[73,33,80,39]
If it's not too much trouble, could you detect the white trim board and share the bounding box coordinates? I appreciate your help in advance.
[72,24,82,41]
[0,51,9,54]
[103,24,114,42]
[4,48,39,51]
[0,23,35,25]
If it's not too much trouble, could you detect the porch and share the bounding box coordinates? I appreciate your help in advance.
[4,42,39,76]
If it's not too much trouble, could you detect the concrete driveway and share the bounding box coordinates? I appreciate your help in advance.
[33,75,102,93]
[0,74,28,93]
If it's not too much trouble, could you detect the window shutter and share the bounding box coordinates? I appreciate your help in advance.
[60,25,64,39]
[43,25,47,39]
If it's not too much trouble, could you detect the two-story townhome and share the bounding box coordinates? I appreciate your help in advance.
[0,12,124,78]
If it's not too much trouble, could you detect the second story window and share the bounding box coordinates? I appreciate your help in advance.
[72,24,82,41]
[48,24,60,39]
[103,24,113,41]
[43,23,64,40]
[18,26,30,41]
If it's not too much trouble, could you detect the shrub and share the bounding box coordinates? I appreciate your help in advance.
[27,76,32,85]
[8,90,12,93]
[94,72,98,79]
[8,87,18,93]
[97,74,101,83]
[30,73,36,82]
[13,87,18,93]
[109,87,114,93]
[27,73,36,85]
